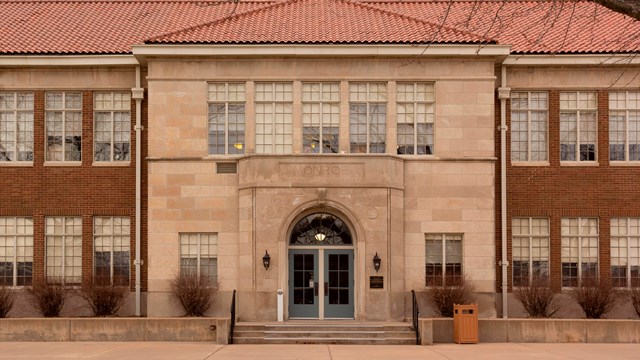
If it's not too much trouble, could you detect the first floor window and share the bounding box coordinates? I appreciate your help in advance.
[349,82,387,153]
[94,92,131,161]
[561,217,598,287]
[0,92,34,162]
[611,218,640,288]
[94,217,130,285]
[512,218,549,287]
[425,233,462,286]
[0,217,33,286]
[559,91,597,162]
[45,216,82,284]
[208,83,245,155]
[180,233,217,283]
[397,82,434,155]
[45,92,82,162]
[609,91,640,162]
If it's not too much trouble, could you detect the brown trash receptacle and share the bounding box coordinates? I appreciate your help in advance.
[453,304,478,344]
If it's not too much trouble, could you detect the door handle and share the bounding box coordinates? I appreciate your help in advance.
[314,282,319,297]
[324,282,328,296]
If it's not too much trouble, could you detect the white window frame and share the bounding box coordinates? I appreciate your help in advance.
[349,82,387,154]
[510,91,549,162]
[425,233,463,287]
[559,91,597,163]
[94,91,131,162]
[0,217,34,287]
[93,216,130,285]
[609,91,640,162]
[45,216,82,285]
[179,233,218,283]
[45,91,83,163]
[610,217,640,288]
[396,82,435,155]
[207,82,246,155]
[302,82,340,154]
[561,217,599,288]
[0,91,34,163]
[255,82,293,154]
[512,217,550,287]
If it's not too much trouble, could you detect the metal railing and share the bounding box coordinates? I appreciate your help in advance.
[228,289,236,344]
[411,290,420,345]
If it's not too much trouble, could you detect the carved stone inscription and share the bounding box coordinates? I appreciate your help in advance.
[278,163,364,181]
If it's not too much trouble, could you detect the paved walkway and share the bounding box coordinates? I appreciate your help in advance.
[0,343,639,360]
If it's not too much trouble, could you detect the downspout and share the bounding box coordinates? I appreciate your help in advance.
[498,65,510,319]
[132,66,145,316]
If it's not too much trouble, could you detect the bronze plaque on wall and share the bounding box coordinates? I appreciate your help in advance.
[370,276,384,289]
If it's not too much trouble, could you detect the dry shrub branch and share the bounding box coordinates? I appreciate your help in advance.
[513,275,559,318]
[170,272,216,317]
[427,274,475,317]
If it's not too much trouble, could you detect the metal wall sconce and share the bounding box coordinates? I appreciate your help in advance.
[263,250,271,270]
[373,252,381,272]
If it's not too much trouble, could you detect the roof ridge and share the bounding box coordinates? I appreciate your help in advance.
[0,0,277,4]
[144,0,292,43]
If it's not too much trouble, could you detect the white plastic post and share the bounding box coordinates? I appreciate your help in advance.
[277,289,284,322]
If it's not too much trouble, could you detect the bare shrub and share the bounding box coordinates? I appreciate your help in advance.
[27,279,71,317]
[627,287,640,318]
[80,278,129,317]
[0,286,14,318]
[170,272,216,317]
[427,275,475,317]
[569,280,618,319]
[513,276,559,318]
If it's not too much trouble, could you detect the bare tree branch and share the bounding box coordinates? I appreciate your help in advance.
[592,0,640,21]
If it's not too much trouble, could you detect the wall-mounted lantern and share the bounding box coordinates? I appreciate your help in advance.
[263,250,271,270]
[373,252,381,272]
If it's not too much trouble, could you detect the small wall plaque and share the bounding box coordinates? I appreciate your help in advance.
[370,276,384,289]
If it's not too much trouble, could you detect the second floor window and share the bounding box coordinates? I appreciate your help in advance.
[510,91,548,162]
[609,91,640,162]
[0,92,34,162]
[208,83,245,155]
[45,92,82,162]
[397,82,434,155]
[349,83,386,153]
[302,82,340,153]
[94,92,131,162]
[255,82,293,154]
[560,91,597,162]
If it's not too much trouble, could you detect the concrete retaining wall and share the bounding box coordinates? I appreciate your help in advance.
[0,318,230,343]
[419,318,640,345]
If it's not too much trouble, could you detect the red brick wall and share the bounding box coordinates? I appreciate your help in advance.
[0,89,147,291]
[496,89,640,292]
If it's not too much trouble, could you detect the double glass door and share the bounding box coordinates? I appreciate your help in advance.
[288,249,354,319]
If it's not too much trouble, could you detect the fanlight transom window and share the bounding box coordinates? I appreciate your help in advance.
[290,213,352,246]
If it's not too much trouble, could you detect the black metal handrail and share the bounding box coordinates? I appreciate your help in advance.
[228,289,236,344]
[411,290,420,345]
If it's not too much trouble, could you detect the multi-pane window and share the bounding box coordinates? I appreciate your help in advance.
[349,83,387,153]
[94,92,131,162]
[560,91,597,162]
[45,217,82,284]
[45,92,82,162]
[302,82,340,153]
[0,92,34,162]
[610,218,640,288]
[397,82,434,155]
[510,92,548,162]
[561,218,598,287]
[425,233,462,286]
[255,82,293,154]
[179,233,217,283]
[94,217,130,285]
[609,91,640,161]
[512,218,549,287]
[0,217,33,287]
[208,83,245,155]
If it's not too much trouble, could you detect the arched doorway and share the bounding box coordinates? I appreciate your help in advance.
[288,212,355,319]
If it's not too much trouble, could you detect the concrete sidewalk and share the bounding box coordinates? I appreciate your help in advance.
[0,343,639,360]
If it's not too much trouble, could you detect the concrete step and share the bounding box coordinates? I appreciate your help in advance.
[233,337,416,345]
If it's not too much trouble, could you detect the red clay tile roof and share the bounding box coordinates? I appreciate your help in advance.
[146,0,493,45]
[0,0,639,54]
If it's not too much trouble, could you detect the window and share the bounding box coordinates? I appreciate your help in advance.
[609,91,640,162]
[0,217,33,286]
[255,82,292,154]
[561,218,598,287]
[94,92,131,162]
[208,83,245,155]
[179,233,217,283]
[45,92,82,162]
[425,233,462,286]
[560,91,597,162]
[0,92,34,162]
[94,217,130,285]
[397,82,434,155]
[512,218,549,287]
[302,82,340,153]
[510,91,548,162]
[610,218,640,288]
[349,83,387,153]
[45,216,82,284]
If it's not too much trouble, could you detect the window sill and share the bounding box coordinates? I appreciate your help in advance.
[44,162,82,167]
[0,161,33,167]
[511,161,550,167]
[609,161,640,167]
[560,161,599,167]
[92,161,131,167]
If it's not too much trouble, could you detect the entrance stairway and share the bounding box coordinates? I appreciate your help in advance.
[232,321,417,345]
